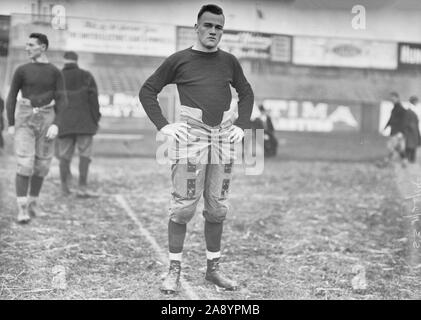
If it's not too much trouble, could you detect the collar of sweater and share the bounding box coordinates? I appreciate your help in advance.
[63,63,78,70]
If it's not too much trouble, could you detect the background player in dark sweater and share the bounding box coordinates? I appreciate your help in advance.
[57,51,101,197]
[139,4,254,293]
[6,33,67,223]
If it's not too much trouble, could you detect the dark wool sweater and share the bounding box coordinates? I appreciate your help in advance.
[58,63,101,137]
[139,47,254,130]
[6,62,67,126]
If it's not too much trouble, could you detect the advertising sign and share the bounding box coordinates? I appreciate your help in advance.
[66,19,175,56]
[293,36,397,69]
[9,14,175,56]
[263,99,362,132]
[398,42,421,69]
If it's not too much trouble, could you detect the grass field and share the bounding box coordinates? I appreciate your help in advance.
[0,131,420,300]
[0,125,421,300]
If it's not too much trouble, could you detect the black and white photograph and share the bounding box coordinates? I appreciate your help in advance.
[0,0,420,308]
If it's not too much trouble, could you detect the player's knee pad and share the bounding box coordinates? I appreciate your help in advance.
[16,155,34,176]
[169,206,196,224]
[16,164,33,177]
[203,206,228,223]
[33,159,52,177]
[169,193,201,224]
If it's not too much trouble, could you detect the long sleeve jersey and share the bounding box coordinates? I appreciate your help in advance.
[139,47,254,130]
[59,63,101,137]
[6,62,68,127]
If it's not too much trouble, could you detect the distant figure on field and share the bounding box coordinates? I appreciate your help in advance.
[57,51,101,197]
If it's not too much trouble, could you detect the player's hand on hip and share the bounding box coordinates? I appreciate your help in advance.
[46,124,59,140]
[160,122,191,142]
[229,125,244,143]
[7,126,15,136]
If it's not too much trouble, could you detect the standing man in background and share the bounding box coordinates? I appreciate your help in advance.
[6,33,67,223]
[57,51,101,197]
[405,96,421,163]
[383,92,407,167]
[254,104,277,157]
[409,95,421,134]
[140,4,254,294]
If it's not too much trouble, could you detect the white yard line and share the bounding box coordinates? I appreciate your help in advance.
[114,194,200,300]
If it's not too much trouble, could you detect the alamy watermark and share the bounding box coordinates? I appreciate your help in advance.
[51,4,66,30]
[351,5,366,30]
[404,177,421,249]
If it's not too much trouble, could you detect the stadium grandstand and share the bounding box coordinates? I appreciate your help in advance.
[0,0,420,158]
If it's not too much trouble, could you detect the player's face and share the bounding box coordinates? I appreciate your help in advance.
[25,37,45,60]
[195,11,224,51]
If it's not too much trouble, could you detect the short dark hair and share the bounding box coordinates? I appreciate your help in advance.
[197,4,224,21]
[29,33,49,49]
[63,51,78,61]
[410,96,419,105]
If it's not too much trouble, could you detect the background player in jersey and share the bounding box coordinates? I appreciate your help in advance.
[6,33,67,223]
[139,4,254,293]
[57,51,101,197]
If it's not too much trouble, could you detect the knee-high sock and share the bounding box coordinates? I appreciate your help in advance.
[16,174,29,197]
[59,159,71,185]
[168,219,187,255]
[29,175,44,197]
[205,220,223,253]
[79,156,91,186]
